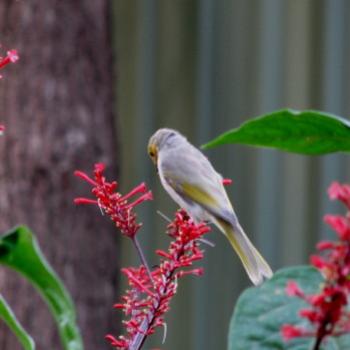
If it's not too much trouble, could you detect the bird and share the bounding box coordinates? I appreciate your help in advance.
[147,128,273,285]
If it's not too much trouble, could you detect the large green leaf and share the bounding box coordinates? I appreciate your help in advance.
[228,266,350,350]
[0,294,35,350]
[0,226,83,350]
[203,109,350,155]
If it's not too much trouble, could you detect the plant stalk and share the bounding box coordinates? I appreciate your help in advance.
[132,236,154,285]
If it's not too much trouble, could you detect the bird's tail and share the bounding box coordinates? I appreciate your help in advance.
[216,218,273,286]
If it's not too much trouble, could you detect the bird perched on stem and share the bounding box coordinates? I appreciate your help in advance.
[148,128,273,285]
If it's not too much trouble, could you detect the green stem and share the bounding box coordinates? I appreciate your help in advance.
[132,236,154,285]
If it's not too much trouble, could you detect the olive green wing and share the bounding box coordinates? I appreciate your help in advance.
[163,173,216,205]
[162,173,235,225]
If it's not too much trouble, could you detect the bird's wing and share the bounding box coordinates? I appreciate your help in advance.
[163,173,217,207]
[160,150,234,224]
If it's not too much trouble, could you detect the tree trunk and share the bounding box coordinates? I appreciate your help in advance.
[0,2,119,349]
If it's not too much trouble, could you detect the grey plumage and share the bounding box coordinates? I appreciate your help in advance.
[148,128,273,285]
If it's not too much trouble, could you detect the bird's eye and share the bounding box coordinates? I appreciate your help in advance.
[149,151,155,157]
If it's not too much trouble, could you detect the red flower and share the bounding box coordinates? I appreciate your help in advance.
[0,49,19,74]
[222,178,233,186]
[316,241,335,251]
[105,210,210,349]
[285,281,305,298]
[0,47,18,131]
[281,324,308,341]
[75,164,210,349]
[74,163,152,238]
[309,255,328,270]
[328,182,350,210]
[281,182,350,348]
[324,215,350,240]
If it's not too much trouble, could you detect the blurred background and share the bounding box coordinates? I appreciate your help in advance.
[1,1,350,349]
[115,1,350,349]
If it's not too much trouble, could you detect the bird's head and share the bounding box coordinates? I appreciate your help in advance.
[147,128,181,164]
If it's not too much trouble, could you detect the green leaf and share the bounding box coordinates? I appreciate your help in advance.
[0,294,35,350]
[0,226,83,350]
[228,266,350,350]
[203,109,350,155]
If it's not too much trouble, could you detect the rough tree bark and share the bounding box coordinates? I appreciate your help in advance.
[0,2,119,349]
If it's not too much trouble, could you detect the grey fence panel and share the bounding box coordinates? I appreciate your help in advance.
[113,1,350,349]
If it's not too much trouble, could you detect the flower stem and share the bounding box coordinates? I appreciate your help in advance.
[313,326,327,350]
[129,263,174,350]
[312,336,323,350]
[132,236,154,285]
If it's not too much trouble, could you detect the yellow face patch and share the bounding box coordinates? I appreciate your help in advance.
[148,143,158,164]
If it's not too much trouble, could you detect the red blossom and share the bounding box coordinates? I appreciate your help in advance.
[324,214,350,240]
[299,309,320,323]
[75,165,210,349]
[0,48,18,131]
[222,178,233,186]
[0,49,19,77]
[281,324,308,341]
[74,163,152,238]
[282,182,350,348]
[105,210,210,350]
[328,181,350,210]
[285,281,305,298]
[316,241,335,251]
[309,255,328,270]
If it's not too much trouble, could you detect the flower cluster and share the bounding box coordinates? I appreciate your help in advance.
[74,163,152,238]
[106,210,209,349]
[281,182,350,348]
[75,164,210,349]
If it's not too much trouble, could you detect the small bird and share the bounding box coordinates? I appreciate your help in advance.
[148,128,273,285]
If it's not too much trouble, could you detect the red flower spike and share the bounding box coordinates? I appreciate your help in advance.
[282,181,350,347]
[76,165,210,349]
[74,164,152,238]
[107,210,210,349]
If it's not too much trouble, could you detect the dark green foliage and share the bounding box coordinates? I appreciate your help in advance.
[228,266,350,350]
